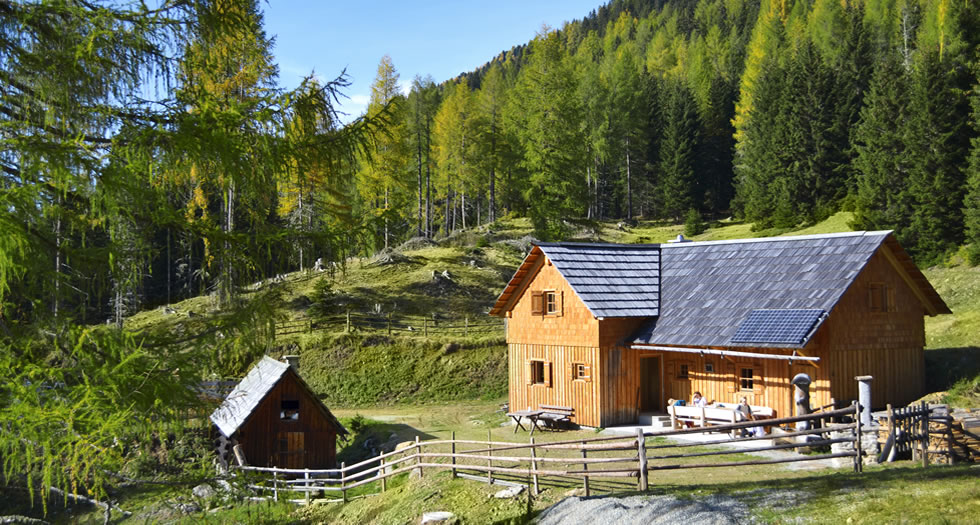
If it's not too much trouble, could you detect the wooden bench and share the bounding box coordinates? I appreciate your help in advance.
[537,404,574,430]
[668,403,775,432]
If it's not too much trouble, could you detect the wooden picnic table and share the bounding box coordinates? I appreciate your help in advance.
[506,409,544,435]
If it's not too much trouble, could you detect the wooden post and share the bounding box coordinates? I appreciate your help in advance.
[451,431,457,478]
[465,316,469,337]
[946,416,955,465]
[581,440,590,497]
[387,312,392,336]
[853,401,862,473]
[346,309,351,333]
[530,436,539,496]
[415,436,423,478]
[341,461,347,503]
[669,406,677,429]
[304,469,310,505]
[921,401,929,468]
[423,317,428,337]
[636,428,648,491]
[273,470,279,502]
[487,430,493,484]
[380,454,387,492]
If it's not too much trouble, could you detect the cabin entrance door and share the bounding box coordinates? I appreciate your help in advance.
[277,431,305,469]
[639,356,663,412]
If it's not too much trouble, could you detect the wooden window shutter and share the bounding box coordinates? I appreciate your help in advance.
[886,286,895,313]
[530,291,544,315]
[557,290,564,317]
[754,369,765,394]
[543,362,552,387]
[584,364,592,382]
[525,361,533,385]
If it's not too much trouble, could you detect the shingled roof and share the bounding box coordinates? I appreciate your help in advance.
[210,356,346,438]
[490,243,660,318]
[492,231,951,349]
[631,231,948,348]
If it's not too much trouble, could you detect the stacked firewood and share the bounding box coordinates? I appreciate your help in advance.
[874,405,980,464]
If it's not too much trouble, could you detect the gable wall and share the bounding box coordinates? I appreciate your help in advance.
[236,370,338,469]
[506,257,600,346]
[822,248,927,408]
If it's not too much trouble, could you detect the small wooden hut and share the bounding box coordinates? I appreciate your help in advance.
[490,231,950,428]
[210,356,347,469]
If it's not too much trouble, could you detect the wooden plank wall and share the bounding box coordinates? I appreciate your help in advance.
[236,370,339,469]
[508,344,601,427]
[822,249,927,408]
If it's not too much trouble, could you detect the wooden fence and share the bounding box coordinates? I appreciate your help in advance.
[236,404,862,504]
[274,312,504,338]
[879,401,978,465]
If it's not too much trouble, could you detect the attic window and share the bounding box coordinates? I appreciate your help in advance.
[869,283,893,313]
[280,400,299,421]
[545,291,559,315]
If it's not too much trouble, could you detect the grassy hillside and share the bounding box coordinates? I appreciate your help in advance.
[125,212,978,408]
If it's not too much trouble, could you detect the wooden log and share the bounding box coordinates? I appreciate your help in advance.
[646,452,856,471]
[341,462,347,503]
[582,441,590,497]
[853,400,862,473]
[921,401,929,468]
[487,430,493,485]
[416,436,423,478]
[451,431,457,479]
[637,428,648,492]
[530,436,539,496]
[415,452,637,465]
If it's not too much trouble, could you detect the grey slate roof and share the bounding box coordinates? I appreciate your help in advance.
[211,356,289,437]
[537,243,661,318]
[632,231,891,348]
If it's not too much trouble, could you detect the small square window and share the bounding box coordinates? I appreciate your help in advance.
[869,283,891,313]
[678,364,689,379]
[740,368,754,390]
[280,400,299,420]
[705,362,714,373]
[572,363,590,381]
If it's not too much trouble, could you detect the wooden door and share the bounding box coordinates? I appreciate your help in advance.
[736,363,761,406]
[639,357,662,412]
[278,431,305,469]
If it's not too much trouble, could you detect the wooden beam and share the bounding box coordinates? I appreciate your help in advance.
[631,345,820,363]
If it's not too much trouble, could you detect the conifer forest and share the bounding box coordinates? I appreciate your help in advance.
[1,0,979,508]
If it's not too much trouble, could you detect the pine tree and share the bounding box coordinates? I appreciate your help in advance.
[965,72,980,264]
[657,80,701,220]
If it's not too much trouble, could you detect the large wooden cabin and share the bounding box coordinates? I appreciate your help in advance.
[211,356,347,469]
[490,231,950,428]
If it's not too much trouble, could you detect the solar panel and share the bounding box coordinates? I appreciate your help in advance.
[730,309,826,345]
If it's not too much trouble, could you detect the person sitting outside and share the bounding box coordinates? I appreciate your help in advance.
[692,391,707,408]
[736,397,765,437]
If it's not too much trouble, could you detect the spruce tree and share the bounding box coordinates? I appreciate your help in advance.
[657,80,702,220]
[965,71,980,264]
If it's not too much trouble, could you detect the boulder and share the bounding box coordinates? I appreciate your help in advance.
[192,483,215,499]
[421,511,456,524]
[494,485,525,499]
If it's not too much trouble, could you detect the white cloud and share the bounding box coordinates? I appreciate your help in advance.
[349,94,370,105]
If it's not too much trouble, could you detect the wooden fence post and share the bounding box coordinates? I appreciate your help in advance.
[341,461,347,503]
[885,404,895,462]
[487,430,493,485]
[273,470,279,502]
[346,309,351,333]
[921,401,929,468]
[465,316,469,337]
[423,317,428,338]
[853,400,862,473]
[380,454,387,492]
[636,428,648,491]
[530,436,539,496]
[582,440,590,497]
[451,431,457,478]
[304,469,310,505]
[415,436,423,478]
[387,312,392,336]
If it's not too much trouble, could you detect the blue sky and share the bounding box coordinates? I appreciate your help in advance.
[263,1,604,120]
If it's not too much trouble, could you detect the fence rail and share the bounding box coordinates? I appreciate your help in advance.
[237,404,862,503]
[274,312,504,339]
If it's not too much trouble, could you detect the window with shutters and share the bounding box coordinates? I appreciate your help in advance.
[545,291,558,314]
[678,363,689,379]
[529,360,551,386]
[572,362,591,381]
[868,283,893,313]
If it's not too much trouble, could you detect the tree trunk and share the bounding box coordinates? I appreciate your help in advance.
[626,136,633,219]
[53,195,61,318]
[384,186,390,250]
[298,187,304,271]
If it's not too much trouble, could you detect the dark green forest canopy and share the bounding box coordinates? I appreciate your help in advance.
[0,0,978,509]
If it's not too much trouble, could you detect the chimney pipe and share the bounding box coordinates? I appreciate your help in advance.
[283,355,300,371]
